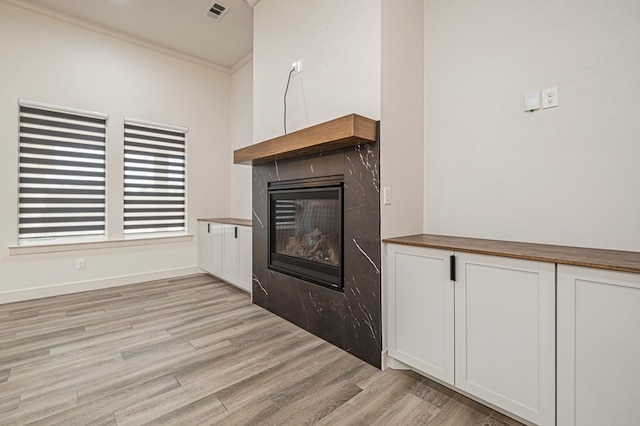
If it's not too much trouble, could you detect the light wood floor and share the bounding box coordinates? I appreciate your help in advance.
[0,274,523,425]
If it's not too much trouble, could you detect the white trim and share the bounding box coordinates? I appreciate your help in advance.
[18,98,109,120]
[1,0,231,74]
[381,348,389,371]
[230,51,253,75]
[8,234,193,256]
[387,356,411,370]
[0,267,201,304]
[184,131,190,236]
[124,117,189,134]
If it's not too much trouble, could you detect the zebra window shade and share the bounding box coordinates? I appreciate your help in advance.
[124,122,186,236]
[18,105,106,243]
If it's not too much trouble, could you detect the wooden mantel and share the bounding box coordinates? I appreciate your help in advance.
[233,114,377,165]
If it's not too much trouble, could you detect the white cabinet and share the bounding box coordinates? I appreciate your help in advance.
[222,225,238,284]
[455,253,555,426]
[198,221,222,276]
[386,244,555,426]
[236,226,253,291]
[198,221,213,273]
[387,245,454,384]
[221,224,252,293]
[198,220,251,293]
[557,265,640,426]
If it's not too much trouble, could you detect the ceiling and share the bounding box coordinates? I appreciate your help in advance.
[20,0,254,71]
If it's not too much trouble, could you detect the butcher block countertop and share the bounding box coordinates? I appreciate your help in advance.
[198,218,252,227]
[383,234,640,274]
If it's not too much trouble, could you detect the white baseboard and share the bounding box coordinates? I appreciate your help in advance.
[0,266,201,304]
[381,349,389,371]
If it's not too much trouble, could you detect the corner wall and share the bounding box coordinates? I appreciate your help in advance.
[230,60,253,219]
[423,0,640,251]
[380,0,424,239]
[0,3,231,301]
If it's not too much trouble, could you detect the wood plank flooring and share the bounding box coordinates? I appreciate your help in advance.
[0,274,524,425]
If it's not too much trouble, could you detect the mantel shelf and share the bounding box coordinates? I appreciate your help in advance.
[233,114,378,165]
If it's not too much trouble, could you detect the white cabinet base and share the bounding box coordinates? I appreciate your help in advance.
[386,245,555,426]
[455,254,555,426]
[558,265,640,426]
[236,226,253,291]
[198,221,222,276]
[198,221,252,294]
[387,244,454,385]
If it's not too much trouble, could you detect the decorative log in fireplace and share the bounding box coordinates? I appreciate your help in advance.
[268,176,343,290]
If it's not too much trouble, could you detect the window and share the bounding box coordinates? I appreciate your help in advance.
[123,120,187,236]
[18,101,107,244]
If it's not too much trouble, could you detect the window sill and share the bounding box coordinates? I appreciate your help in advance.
[8,234,194,256]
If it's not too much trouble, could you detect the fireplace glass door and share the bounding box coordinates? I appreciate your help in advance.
[268,178,343,290]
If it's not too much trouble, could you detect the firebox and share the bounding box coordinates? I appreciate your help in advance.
[268,176,344,290]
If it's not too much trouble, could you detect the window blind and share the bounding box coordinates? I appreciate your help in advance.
[18,104,107,243]
[123,121,186,235]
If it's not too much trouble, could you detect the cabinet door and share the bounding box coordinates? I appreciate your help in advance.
[222,225,238,283]
[236,226,252,293]
[387,244,454,385]
[210,222,223,277]
[454,253,555,426]
[557,265,640,426]
[197,221,213,273]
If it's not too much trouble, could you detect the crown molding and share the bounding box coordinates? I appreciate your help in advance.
[1,0,233,74]
[229,51,253,75]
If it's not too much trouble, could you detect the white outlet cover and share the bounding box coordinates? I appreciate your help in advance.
[542,86,559,109]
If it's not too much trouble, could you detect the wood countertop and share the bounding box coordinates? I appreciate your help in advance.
[198,218,252,227]
[383,234,640,274]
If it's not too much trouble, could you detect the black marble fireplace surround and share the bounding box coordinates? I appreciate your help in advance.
[251,140,382,368]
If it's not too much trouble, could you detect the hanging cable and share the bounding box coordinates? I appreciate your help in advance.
[283,67,295,134]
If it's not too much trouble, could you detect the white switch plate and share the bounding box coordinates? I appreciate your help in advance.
[383,187,391,205]
[76,258,85,269]
[542,86,559,109]
[524,91,540,112]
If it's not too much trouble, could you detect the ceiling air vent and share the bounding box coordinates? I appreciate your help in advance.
[206,2,229,21]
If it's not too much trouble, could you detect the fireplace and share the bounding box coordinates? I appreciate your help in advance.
[237,114,382,368]
[268,176,343,290]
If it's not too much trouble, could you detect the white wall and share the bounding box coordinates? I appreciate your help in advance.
[380,0,424,239]
[230,60,253,219]
[0,3,231,301]
[424,0,640,251]
[253,0,381,142]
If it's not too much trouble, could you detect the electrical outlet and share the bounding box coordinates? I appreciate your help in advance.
[542,86,559,109]
[291,59,303,73]
[76,258,85,270]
